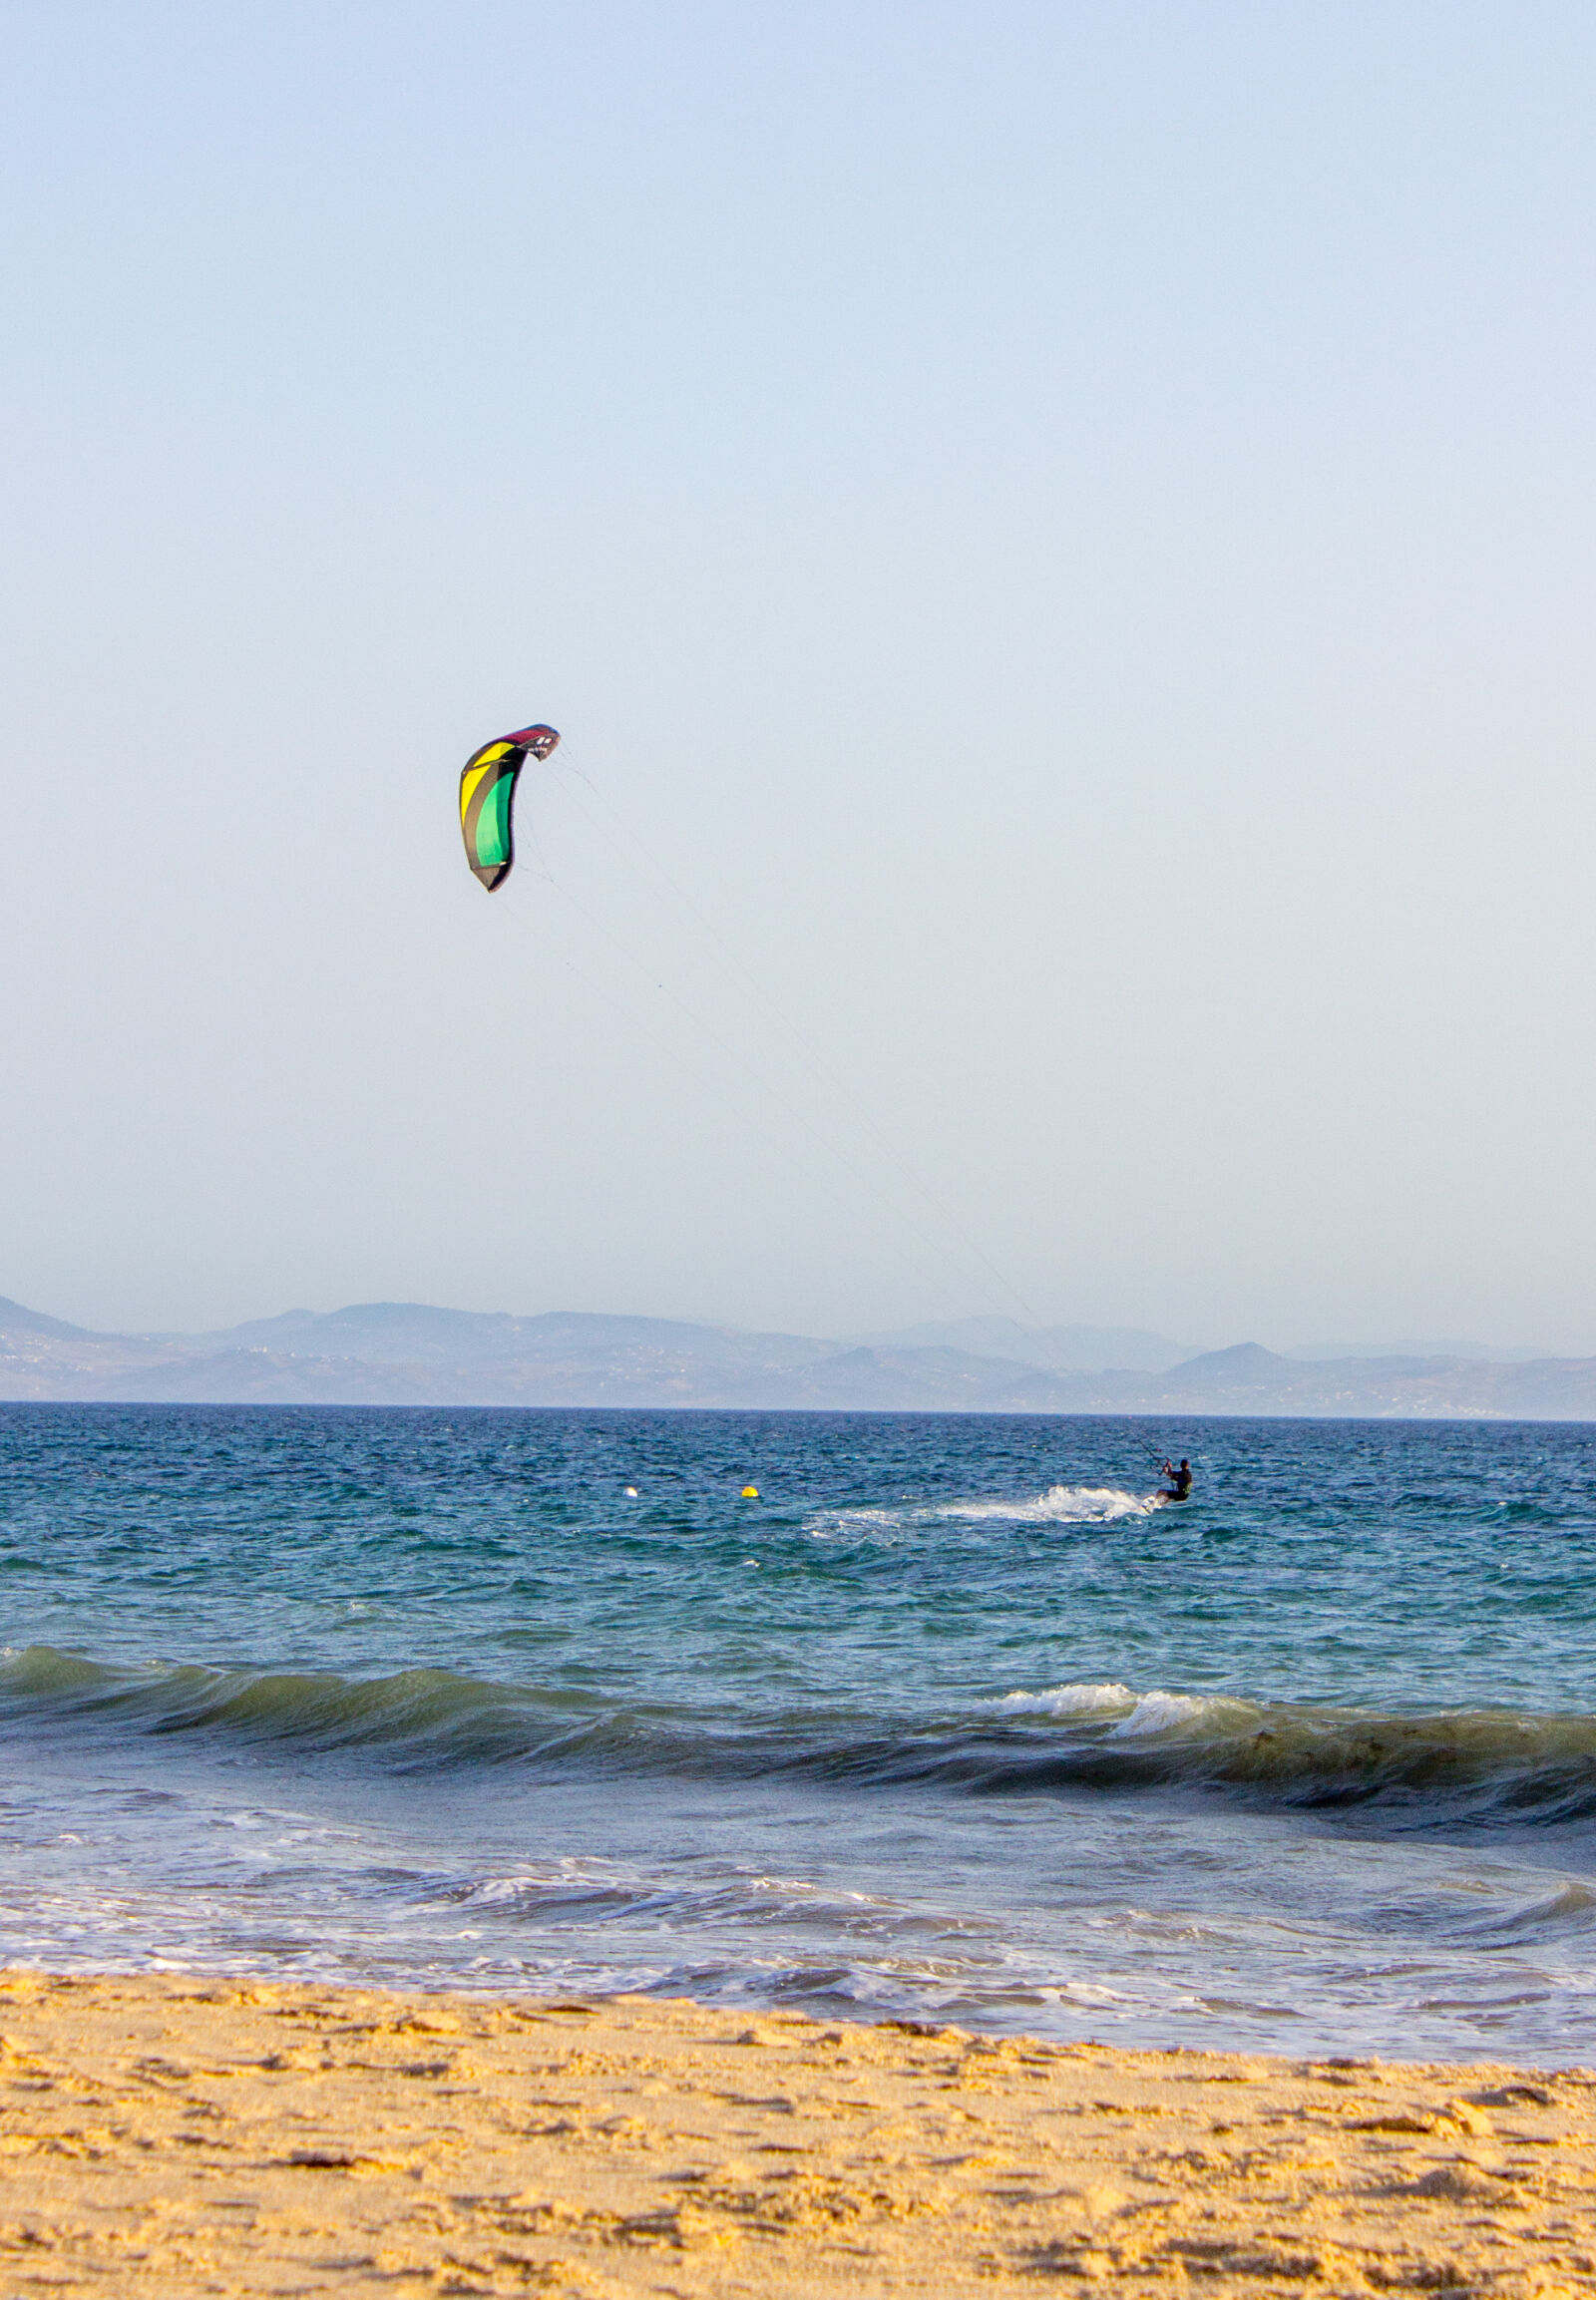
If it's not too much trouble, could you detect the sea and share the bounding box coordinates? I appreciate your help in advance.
[2,1405,1594,2063]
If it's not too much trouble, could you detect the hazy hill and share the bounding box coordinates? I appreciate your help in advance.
[846,1316,1196,1373]
[1286,1337,1553,1363]
[2,1296,1594,1418]
[1139,1342,1596,1420]
[208,1305,834,1376]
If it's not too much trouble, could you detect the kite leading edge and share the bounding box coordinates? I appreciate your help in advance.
[458,723,561,892]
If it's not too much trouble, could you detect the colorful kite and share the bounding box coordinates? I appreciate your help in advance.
[458,724,560,892]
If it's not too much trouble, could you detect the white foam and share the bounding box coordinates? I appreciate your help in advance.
[1109,1691,1225,1738]
[987,1683,1248,1739]
[811,1484,1163,1540]
[991,1682,1137,1719]
[946,1484,1165,1525]
[807,1508,909,1539]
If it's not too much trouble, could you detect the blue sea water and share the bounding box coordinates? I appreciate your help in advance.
[2,1405,1595,2061]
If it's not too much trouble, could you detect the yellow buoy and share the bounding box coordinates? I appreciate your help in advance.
[740,1484,759,1499]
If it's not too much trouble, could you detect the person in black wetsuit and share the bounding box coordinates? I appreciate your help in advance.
[1159,1457,1193,1501]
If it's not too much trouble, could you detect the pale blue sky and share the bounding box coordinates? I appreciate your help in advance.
[3,2,1594,1347]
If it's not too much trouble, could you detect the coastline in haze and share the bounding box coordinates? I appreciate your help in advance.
[3,1293,1594,1417]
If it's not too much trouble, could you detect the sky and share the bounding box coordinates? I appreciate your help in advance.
[2,0,1594,1350]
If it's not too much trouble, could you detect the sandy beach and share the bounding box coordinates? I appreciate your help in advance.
[0,1974,1588,2296]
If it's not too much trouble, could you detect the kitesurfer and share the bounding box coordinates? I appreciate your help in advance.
[1159,1457,1193,1502]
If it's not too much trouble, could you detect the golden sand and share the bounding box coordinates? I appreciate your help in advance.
[0,1972,1591,2295]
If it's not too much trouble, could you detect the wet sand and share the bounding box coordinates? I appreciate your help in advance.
[0,1971,1591,2295]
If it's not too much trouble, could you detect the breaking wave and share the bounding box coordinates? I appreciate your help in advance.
[4,1646,1596,1825]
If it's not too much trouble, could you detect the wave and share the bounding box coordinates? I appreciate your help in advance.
[3,1646,1596,1824]
[991,1684,1224,1734]
[965,1680,1596,1816]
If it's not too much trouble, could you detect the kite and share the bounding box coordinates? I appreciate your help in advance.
[458,723,560,892]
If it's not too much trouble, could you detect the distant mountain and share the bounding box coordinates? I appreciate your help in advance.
[207,1305,834,1376]
[0,1301,839,1408]
[0,1295,99,1342]
[1286,1338,1554,1364]
[1137,1342,1596,1420]
[2,1297,1595,1418]
[847,1316,1196,1373]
